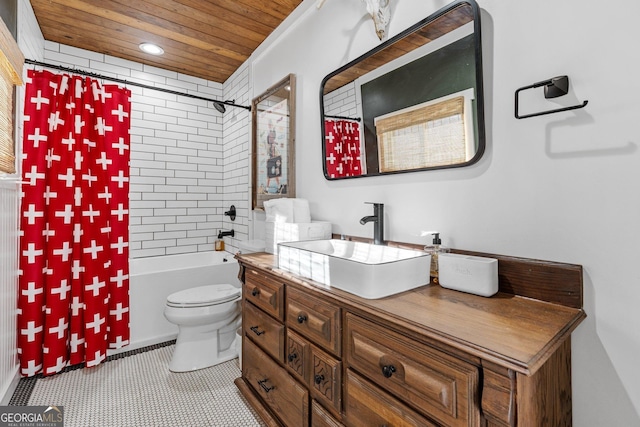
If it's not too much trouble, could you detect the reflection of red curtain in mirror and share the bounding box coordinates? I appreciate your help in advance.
[324,119,362,178]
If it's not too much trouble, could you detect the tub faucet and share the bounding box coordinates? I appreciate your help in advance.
[218,229,235,239]
[359,202,384,245]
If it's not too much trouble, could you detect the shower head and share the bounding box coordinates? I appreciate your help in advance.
[213,102,226,114]
[211,99,251,114]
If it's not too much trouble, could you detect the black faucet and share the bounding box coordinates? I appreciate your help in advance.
[217,229,235,239]
[359,202,384,245]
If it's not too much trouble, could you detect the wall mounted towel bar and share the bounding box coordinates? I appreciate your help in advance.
[515,75,588,119]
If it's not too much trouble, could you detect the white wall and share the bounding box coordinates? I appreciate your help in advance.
[250,0,640,425]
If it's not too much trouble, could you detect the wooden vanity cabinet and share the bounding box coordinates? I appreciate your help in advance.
[235,251,585,427]
[237,266,345,426]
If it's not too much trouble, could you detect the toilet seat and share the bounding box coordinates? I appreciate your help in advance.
[167,284,241,308]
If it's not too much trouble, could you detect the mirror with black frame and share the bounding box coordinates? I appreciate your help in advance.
[320,0,484,180]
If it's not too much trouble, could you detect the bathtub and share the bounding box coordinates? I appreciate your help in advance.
[117,251,240,354]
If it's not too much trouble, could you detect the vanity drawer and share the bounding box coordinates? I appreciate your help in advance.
[310,344,342,416]
[244,267,285,320]
[286,286,341,356]
[287,329,311,383]
[345,313,480,427]
[482,367,516,427]
[344,370,437,427]
[244,338,309,427]
[311,400,345,427]
[244,301,285,362]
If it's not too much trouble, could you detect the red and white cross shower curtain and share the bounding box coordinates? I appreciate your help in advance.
[324,119,363,178]
[18,69,131,377]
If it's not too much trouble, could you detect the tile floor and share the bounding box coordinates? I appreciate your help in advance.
[10,342,266,427]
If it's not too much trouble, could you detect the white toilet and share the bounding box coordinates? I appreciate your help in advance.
[237,239,266,254]
[163,241,265,373]
[164,284,242,372]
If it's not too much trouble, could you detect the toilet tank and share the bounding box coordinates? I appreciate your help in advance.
[237,239,265,254]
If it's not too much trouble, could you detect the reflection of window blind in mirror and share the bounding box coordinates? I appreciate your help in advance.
[375,90,474,172]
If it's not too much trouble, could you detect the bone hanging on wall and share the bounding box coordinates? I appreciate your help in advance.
[317,0,391,40]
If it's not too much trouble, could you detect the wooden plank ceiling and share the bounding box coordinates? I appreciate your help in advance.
[29,0,303,83]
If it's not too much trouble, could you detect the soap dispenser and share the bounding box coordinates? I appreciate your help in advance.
[215,237,225,251]
[423,232,450,284]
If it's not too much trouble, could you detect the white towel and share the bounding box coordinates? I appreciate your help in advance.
[263,198,311,223]
[292,198,311,223]
[264,198,294,223]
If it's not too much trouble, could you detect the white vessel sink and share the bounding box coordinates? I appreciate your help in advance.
[277,239,431,299]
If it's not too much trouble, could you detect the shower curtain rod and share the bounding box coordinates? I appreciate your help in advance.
[24,59,252,111]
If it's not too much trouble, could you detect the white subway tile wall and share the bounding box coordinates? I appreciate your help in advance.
[220,62,252,253]
[323,81,358,118]
[41,43,252,258]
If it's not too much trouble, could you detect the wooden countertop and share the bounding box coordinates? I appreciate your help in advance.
[236,252,586,375]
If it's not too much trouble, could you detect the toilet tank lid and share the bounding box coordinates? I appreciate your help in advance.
[238,239,265,253]
[167,284,240,306]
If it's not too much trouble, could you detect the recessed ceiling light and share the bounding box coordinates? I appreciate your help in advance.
[139,43,164,55]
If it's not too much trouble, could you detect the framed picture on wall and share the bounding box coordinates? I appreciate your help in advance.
[251,74,296,210]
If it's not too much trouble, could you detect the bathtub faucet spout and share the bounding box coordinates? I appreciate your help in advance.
[218,229,235,239]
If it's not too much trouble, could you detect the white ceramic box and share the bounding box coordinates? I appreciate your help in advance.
[438,253,498,297]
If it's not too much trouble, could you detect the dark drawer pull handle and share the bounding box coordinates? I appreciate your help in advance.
[257,379,274,393]
[297,313,308,324]
[249,326,264,336]
[382,365,396,378]
[314,374,325,385]
[287,353,297,362]
[251,287,260,297]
